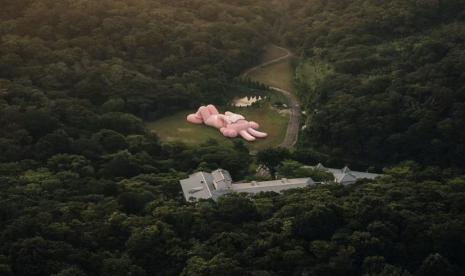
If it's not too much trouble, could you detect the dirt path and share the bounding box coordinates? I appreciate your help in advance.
[242,46,301,150]
[241,46,292,78]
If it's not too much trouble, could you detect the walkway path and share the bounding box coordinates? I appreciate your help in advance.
[242,46,301,150]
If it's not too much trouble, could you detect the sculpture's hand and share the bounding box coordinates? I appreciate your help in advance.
[223,120,267,141]
[220,127,237,138]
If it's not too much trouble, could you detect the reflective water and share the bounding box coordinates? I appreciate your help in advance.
[232,96,264,107]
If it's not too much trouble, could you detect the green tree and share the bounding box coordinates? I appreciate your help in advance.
[181,254,244,276]
[256,147,291,175]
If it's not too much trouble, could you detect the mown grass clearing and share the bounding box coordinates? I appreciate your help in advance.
[147,104,288,152]
[261,45,289,62]
[247,57,294,92]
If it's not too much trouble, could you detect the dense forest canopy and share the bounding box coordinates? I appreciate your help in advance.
[0,0,271,118]
[286,0,465,169]
[1,0,465,275]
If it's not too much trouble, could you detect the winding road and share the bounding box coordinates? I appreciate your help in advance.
[242,46,301,150]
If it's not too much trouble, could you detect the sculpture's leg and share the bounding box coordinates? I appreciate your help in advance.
[248,128,267,138]
[239,130,256,141]
[207,104,219,115]
[200,106,223,129]
[198,106,212,121]
[187,106,205,124]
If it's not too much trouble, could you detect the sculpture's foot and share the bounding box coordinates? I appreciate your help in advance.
[187,114,203,124]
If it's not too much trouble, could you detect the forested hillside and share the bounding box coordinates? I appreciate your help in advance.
[0,0,275,163]
[0,0,271,118]
[286,0,465,169]
[2,159,465,275]
[1,0,465,275]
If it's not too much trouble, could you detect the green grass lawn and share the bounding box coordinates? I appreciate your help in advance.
[147,104,288,152]
[261,45,288,62]
[248,57,294,92]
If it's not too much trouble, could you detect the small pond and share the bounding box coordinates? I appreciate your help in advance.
[232,96,265,107]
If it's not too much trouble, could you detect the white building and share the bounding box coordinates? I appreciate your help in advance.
[180,169,314,201]
[304,163,382,185]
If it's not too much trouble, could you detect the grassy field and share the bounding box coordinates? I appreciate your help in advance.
[147,104,288,152]
[147,45,293,151]
[261,45,288,62]
[247,55,294,92]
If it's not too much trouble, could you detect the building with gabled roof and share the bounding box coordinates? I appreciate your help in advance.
[180,169,314,201]
[304,163,382,185]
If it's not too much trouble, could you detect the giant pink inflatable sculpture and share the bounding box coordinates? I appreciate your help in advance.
[187,105,267,141]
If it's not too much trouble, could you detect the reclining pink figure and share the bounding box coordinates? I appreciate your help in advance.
[186,105,268,141]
